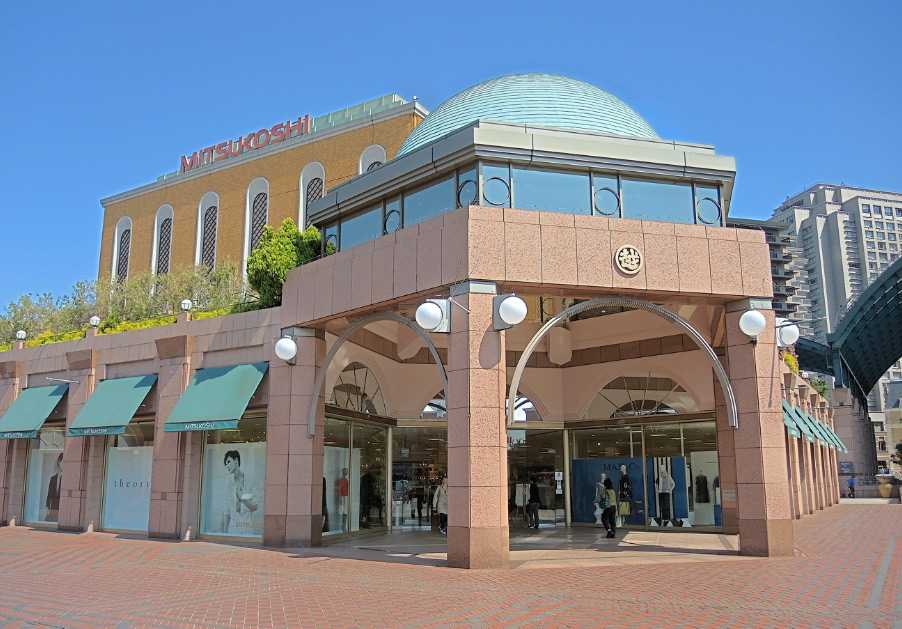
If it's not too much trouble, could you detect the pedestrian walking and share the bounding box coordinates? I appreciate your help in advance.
[526,476,541,529]
[433,476,448,534]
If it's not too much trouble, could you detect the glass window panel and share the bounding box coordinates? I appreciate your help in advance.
[354,424,387,531]
[324,418,351,535]
[200,416,266,538]
[592,173,620,216]
[896,208,902,217]
[681,422,719,528]
[340,205,382,250]
[694,184,722,225]
[24,428,65,524]
[511,167,590,214]
[322,223,338,256]
[384,197,401,234]
[392,426,447,530]
[622,179,694,224]
[403,176,455,227]
[481,163,511,208]
[456,165,478,208]
[104,422,154,531]
[876,221,884,228]
[508,429,565,528]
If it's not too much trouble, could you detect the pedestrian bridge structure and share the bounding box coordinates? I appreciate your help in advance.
[797,255,902,404]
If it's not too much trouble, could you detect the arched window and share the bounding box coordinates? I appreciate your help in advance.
[298,162,325,227]
[196,192,219,269]
[330,362,386,416]
[359,144,387,175]
[583,375,697,420]
[111,216,132,282]
[151,204,174,275]
[419,392,538,421]
[244,178,269,273]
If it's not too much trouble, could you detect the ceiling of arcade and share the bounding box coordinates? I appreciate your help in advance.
[322,296,723,423]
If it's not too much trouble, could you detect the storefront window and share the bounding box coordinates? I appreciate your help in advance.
[103,422,154,532]
[507,429,564,528]
[621,178,694,224]
[354,423,386,530]
[324,417,388,534]
[324,418,350,535]
[681,421,720,527]
[24,427,65,524]
[571,425,646,527]
[200,416,266,538]
[340,205,382,250]
[392,425,447,530]
[512,167,590,214]
[403,176,455,227]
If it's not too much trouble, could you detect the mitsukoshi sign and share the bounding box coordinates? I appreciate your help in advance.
[180,115,312,173]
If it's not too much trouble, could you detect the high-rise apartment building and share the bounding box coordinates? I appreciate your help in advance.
[771,183,902,468]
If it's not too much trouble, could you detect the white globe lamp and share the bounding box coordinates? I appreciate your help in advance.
[88,315,101,328]
[274,336,298,362]
[15,330,26,341]
[775,317,800,347]
[738,309,767,340]
[415,301,445,331]
[497,295,528,327]
[180,299,193,312]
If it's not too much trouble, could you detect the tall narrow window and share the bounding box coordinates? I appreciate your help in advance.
[116,228,131,281]
[152,204,174,276]
[111,216,133,282]
[359,144,387,174]
[299,162,325,227]
[201,206,218,268]
[244,178,269,274]
[196,192,220,269]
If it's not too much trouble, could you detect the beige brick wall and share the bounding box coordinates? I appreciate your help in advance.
[99,113,420,280]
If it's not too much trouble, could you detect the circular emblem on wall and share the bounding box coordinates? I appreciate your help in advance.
[614,245,643,275]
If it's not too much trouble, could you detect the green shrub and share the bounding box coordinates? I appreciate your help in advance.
[247,220,324,308]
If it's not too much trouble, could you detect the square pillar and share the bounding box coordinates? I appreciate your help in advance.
[725,301,793,556]
[0,364,23,525]
[446,282,508,569]
[149,336,192,539]
[713,367,738,533]
[264,328,325,547]
[58,350,98,531]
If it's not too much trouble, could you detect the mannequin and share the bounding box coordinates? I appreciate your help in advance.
[593,472,608,525]
[617,464,632,527]
[656,467,675,527]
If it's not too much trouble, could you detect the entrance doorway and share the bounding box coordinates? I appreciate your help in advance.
[391,424,447,530]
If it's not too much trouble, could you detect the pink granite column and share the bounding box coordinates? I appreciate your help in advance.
[725,301,793,556]
[446,282,508,569]
[263,328,325,547]
[714,365,738,533]
[0,360,23,525]
[58,349,98,531]
[149,334,192,538]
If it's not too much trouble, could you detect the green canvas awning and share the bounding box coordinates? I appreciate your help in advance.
[802,411,834,448]
[164,362,268,432]
[786,403,816,443]
[824,425,848,453]
[781,400,801,439]
[67,375,157,437]
[0,384,68,439]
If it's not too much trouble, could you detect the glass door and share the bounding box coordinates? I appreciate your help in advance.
[391,425,447,530]
[507,429,565,528]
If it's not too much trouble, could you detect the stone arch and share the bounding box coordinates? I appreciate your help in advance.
[306,312,447,435]
[507,297,737,428]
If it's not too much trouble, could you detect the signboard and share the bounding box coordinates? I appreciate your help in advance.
[838,461,855,474]
[180,115,312,174]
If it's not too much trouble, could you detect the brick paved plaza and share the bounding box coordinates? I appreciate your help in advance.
[0,504,897,628]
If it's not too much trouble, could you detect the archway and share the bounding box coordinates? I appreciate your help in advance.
[507,297,738,429]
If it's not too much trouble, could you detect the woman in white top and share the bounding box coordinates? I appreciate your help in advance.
[432,476,449,535]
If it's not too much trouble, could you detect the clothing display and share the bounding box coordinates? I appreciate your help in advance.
[695,474,710,503]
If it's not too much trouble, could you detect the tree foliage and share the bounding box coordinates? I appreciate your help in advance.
[246,219,325,308]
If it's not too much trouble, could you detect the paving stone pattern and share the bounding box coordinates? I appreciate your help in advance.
[0,504,898,628]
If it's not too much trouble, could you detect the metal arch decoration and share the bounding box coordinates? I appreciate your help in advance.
[506,297,739,429]
[306,312,448,436]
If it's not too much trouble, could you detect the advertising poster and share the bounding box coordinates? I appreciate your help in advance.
[201,442,265,537]
[103,446,153,531]
[24,447,64,524]
[571,457,645,525]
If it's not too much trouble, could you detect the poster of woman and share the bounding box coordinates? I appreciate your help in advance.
[201,442,265,537]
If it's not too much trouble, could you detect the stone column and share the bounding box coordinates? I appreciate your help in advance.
[149,334,192,539]
[713,364,738,533]
[0,360,23,525]
[446,281,508,569]
[725,300,793,556]
[58,349,98,531]
[263,328,325,547]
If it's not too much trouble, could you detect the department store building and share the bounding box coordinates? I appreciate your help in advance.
[0,75,844,568]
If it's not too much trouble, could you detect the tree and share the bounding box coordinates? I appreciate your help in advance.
[246,219,325,308]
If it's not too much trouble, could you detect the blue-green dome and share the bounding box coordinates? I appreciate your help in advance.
[398,74,658,156]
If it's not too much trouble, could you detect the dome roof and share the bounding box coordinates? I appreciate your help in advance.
[398,74,658,156]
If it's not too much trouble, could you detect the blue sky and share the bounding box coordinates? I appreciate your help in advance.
[1,1,900,305]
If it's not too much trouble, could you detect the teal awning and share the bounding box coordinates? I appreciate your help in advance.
[825,425,848,453]
[164,362,268,432]
[802,410,834,448]
[0,384,68,439]
[781,401,801,439]
[785,402,816,443]
[67,375,157,437]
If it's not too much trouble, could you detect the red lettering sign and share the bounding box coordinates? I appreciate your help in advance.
[179,115,311,173]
